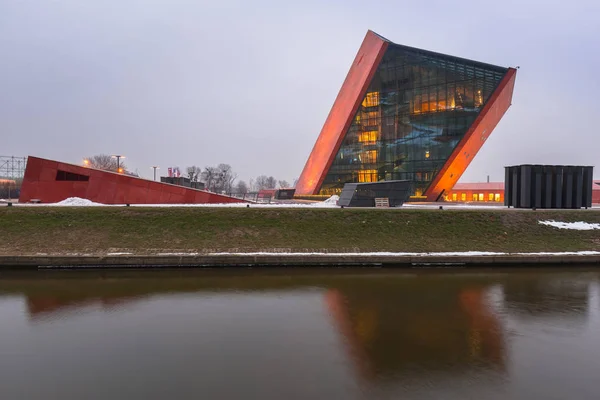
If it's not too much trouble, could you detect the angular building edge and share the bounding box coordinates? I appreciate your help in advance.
[19,156,247,205]
[295,31,389,195]
[424,68,517,201]
[296,29,517,200]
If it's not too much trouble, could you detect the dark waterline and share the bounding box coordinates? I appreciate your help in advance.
[0,268,599,400]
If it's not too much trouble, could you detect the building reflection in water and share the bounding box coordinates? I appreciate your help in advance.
[8,270,594,394]
[502,278,590,319]
[324,284,506,383]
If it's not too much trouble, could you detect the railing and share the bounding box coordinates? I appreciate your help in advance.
[222,192,272,203]
[375,198,390,207]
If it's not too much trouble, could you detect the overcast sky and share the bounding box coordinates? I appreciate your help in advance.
[1,0,599,183]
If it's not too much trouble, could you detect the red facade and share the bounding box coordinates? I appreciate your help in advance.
[295,31,388,195]
[19,156,245,205]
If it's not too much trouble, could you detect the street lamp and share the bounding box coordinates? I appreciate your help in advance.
[151,166,159,181]
[111,155,125,173]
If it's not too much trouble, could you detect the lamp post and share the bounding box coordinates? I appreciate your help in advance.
[151,166,159,181]
[111,155,125,173]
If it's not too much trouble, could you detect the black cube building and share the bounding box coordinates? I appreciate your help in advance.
[504,165,593,209]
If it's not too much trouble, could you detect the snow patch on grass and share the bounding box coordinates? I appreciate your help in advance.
[539,220,600,230]
[206,251,600,256]
[54,197,104,206]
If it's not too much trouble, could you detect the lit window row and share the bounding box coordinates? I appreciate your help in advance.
[358,170,378,183]
[450,193,501,202]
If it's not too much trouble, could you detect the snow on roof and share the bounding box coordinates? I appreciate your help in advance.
[452,181,600,191]
[451,182,504,191]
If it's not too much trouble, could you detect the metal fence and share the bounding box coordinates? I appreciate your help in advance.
[226,192,272,203]
[0,156,27,199]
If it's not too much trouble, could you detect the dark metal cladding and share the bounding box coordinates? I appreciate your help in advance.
[338,180,412,207]
[504,165,593,209]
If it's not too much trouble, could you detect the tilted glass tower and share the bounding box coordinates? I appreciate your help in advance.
[295,31,516,201]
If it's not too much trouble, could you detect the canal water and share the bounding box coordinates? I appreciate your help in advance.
[0,268,599,399]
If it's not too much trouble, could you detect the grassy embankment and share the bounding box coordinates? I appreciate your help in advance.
[1,207,599,255]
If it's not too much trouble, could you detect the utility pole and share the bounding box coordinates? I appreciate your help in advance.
[111,155,125,173]
[151,166,159,181]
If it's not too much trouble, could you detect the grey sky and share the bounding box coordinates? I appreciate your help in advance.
[1,0,599,183]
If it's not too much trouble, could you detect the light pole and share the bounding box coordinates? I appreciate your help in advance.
[111,155,125,173]
[151,166,159,181]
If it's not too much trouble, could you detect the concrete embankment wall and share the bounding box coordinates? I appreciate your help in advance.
[2,254,600,268]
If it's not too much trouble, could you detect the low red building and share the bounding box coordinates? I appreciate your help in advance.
[19,156,246,205]
[447,181,600,204]
[446,182,505,203]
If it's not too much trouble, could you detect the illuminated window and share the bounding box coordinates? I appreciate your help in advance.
[358,170,377,183]
[488,193,494,201]
[358,131,377,144]
[361,150,377,164]
[362,92,380,107]
[461,193,466,201]
[363,111,379,126]
[452,193,457,201]
[475,89,484,107]
[472,193,478,201]
[494,193,501,202]
[449,95,456,109]
[478,193,484,201]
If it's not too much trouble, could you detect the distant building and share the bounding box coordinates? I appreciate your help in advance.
[447,182,504,203]
[448,180,600,204]
[295,30,517,201]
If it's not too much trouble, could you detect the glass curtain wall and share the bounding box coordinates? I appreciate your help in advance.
[319,44,507,197]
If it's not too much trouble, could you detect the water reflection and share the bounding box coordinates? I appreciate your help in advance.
[0,269,598,399]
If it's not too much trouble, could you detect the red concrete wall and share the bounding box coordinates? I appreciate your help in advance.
[424,69,517,201]
[593,190,600,204]
[19,156,246,205]
[295,31,389,195]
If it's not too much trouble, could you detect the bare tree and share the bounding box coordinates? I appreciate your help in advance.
[266,176,277,189]
[255,175,277,190]
[85,154,127,172]
[277,180,290,189]
[201,164,238,193]
[216,163,237,193]
[201,167,218,192]
[186,166,202,182]
[236,180,249,194]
